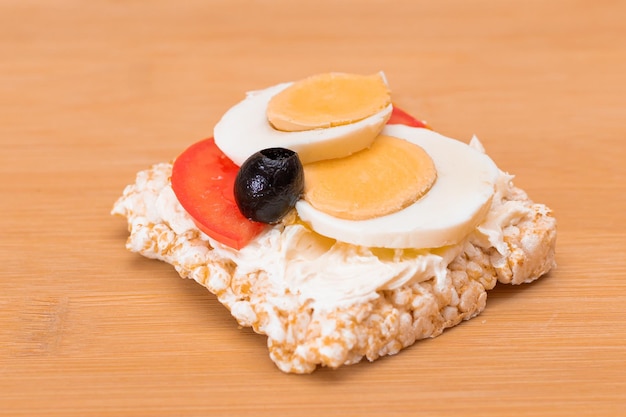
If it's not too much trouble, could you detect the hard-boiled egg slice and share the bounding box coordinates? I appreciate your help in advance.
[295,124,500,249]
[214,76,392,166]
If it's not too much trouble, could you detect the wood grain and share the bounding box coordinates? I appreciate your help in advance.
[1,0,625,415]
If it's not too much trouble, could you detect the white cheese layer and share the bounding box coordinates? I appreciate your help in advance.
[114,153,524,312]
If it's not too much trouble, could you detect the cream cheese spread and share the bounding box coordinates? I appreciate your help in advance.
[114,138,525,312]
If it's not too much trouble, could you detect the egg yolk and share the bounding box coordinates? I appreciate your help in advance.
[266,72,391,132]
[302,135,437,220]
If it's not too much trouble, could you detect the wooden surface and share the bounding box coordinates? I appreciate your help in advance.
[2,0,625,415]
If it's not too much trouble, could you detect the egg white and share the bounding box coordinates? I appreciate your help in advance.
[213,82,392,166]
[295,124,500,249]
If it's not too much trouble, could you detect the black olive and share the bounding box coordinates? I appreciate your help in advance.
[234,147,304,224]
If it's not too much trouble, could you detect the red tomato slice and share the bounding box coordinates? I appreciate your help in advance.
[387,106,429,128]
[171,138,266,250]
[171,107,426,250]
